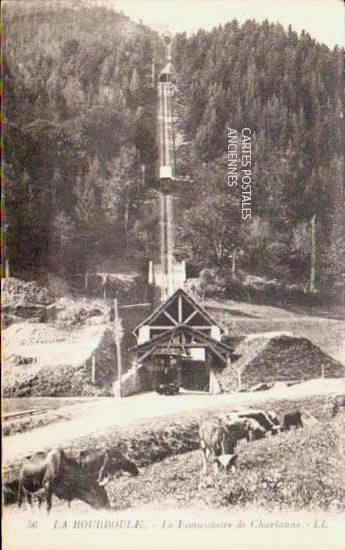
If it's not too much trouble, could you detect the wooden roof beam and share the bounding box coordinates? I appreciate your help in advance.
[183,309,198,325]
[178,294,183,323]
[163,310,178,325]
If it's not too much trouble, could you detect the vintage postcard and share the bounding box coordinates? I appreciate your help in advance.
[2,0,345,549]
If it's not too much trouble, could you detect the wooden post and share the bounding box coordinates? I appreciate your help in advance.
[321,363,325,379]
[133,360,138,392]
[151,61,155,86]
[85,272,88,290]
[103,275,107,300]
[309,213,316,293]
[178,294,183,323]
[5,258,10,278]
[114,298,122,398]
[237,367,242,392]
[141,164,145,186]
[91,355,96,385]
[148,260,153,285]
[232,249,236,279]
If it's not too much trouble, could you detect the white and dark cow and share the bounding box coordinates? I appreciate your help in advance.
[217,413,267,443]
[199,416,235,478]
[199,414,265,481]
[266,410,281,429]
[235,408,281,435]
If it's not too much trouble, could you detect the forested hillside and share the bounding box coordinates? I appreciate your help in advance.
[172,20,344,302]
[4,4,344,304]
[4,0,164,282]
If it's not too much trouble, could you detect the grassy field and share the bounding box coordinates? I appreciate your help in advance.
[5,393,345,513]
[106,412,345,513]
[104,394,345,513]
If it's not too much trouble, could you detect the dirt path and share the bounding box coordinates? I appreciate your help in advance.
[4,378,345,468]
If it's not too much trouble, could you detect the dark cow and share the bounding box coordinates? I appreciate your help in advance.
[3,479,20,505]
[329,395,345,418]
[18,449,110,512]
[281,409,303,431]
[79,448,139,485]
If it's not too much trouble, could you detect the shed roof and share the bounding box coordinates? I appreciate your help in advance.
[133,288,224,337]
[132,324,233,365]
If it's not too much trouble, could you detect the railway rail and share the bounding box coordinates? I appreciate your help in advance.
[3,408,50,421]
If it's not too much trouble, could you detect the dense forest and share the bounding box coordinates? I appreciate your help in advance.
[4,0,164,282]
[4,2,345,303]
[171,20,344,301]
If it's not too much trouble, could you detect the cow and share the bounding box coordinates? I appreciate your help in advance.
[199,416,231,477]
[329,395,345,418]
[244,417,268,441]
[218,413,267,443]
[235,408,281,435]
[281,409,303,431]
[198,414,265,483]
[266,410,281,429]
[3,479,20,505]
[18,449,110,513]
[79,448,139,485]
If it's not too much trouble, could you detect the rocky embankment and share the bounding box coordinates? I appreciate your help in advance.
[2,277,130,397]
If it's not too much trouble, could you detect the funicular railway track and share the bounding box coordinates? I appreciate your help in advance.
[157,45,185,300]
[158,79,175,299]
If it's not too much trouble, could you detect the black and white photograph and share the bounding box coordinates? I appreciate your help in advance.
[2,1,345,549]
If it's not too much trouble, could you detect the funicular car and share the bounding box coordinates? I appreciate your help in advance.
[152,352,183,395]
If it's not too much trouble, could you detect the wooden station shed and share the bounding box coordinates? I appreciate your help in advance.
[132,288,233,394]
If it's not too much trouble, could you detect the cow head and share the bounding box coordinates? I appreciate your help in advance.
[244,419,266,441]
[84,479,110,509]
[97,450,139,485]
[270,425,281,435]
[214,454,238,473]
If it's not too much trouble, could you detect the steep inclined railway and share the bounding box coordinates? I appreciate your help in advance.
[158,80,175,299]
[158,81,175,169]
[156,58,186,300]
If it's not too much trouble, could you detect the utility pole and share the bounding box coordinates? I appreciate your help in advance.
[114,298,122,398]
[232,249,236,279]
